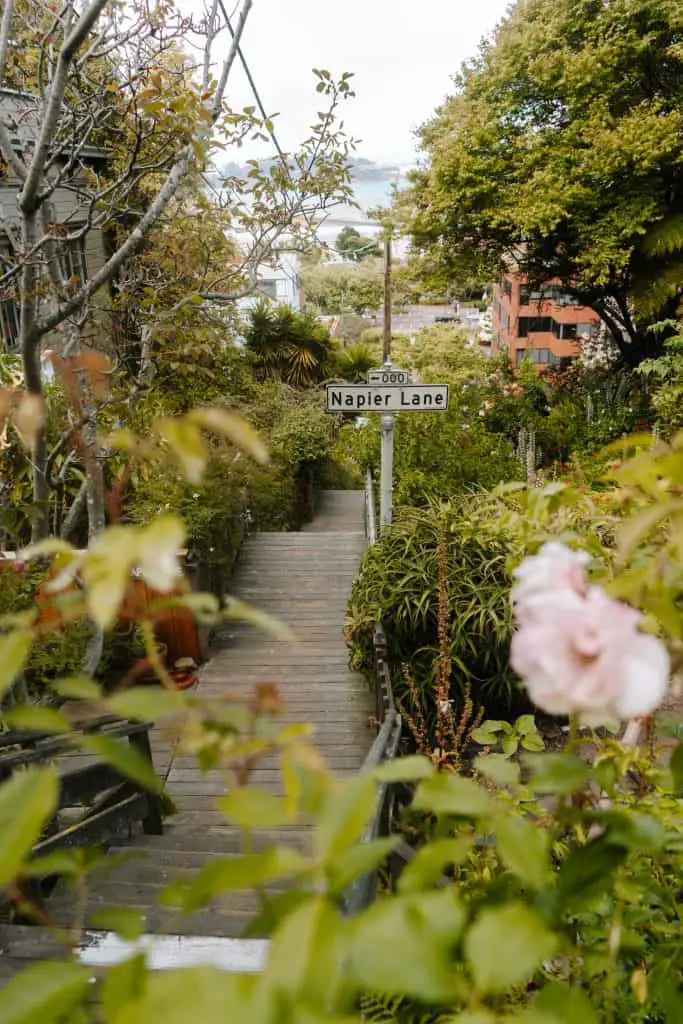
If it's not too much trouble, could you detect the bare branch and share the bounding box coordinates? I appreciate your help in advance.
[19,0,109,212]
[0,0,15,87]
[213,0,252,120]
[0,121,28,181]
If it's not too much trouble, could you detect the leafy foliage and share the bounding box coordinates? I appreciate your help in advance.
[243,302,336,387]
[347,499,522,716]
[405,0,683,364]
[335,226,381,262]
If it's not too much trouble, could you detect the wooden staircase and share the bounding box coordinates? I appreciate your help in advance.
[42,490,374,943]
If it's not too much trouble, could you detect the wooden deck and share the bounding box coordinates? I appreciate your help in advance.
[40,490,374,942]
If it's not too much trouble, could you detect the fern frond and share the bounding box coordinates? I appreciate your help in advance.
[641,214,683,257]
[632,259,683,317]
[360,993,403,1023]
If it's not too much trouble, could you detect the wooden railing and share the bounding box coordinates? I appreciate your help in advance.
[0,714,163,920]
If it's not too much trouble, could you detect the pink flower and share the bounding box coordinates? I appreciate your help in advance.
[512,542,589,614]
[511,583,669,724]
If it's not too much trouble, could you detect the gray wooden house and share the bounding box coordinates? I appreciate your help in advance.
[0,88,110,354]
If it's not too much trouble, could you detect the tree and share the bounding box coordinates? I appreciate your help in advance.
[405,0,683,366]
[0,0,356,539]
[301,262,383,314]
[243,301,335,388]
[335,225,379,262]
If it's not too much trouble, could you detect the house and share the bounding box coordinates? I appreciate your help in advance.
[236,251,301,314]
[491,269,601,370]
[0,89,110,354]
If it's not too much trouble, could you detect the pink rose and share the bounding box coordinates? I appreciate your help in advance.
[512,542,589,614]
[511,586,669,724]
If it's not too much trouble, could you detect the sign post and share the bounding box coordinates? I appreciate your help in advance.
[380,412,395,528]
[326,368,450,530]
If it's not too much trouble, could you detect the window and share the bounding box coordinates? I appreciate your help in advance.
[0,242,19,352]
[576,322,596,338]
[57,235,87,286]
[0,297,20,352]
[503,277,512,298]
[521,316,552,334]
[256,279,277,300]
[554,322,578,340]
[516,347,560,367]
[519,285,530,305]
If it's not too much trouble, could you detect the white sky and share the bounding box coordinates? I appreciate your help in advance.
[193,0,511,168]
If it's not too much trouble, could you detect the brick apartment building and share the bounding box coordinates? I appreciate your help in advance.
[491,270,601,369]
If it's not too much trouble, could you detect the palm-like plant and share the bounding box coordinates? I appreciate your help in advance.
[243,301,334,387]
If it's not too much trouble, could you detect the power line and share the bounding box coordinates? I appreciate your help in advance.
[216,0,286,164]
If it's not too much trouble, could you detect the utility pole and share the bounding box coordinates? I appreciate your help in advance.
[382,235,392,364]
[380,232,394,530]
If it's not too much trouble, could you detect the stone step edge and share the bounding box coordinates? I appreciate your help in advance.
[76,929,269,974]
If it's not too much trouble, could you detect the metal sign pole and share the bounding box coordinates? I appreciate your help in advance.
[380,355,394,530]
[380,412,394,529]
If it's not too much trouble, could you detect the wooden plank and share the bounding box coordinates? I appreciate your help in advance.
[42,492,371,940]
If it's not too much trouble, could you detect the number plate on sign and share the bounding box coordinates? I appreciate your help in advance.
[367,368,411,385]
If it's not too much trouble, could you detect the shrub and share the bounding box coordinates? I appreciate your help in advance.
[348,498,523,718]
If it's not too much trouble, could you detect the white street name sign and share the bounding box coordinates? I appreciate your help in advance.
[367,367,411,385]
[327,384,449,412]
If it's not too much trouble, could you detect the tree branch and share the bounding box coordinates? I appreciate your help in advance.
[0,0,15,87]
[19,0,109,213]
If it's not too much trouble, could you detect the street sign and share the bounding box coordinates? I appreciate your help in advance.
[367,367,411,385]
[327,384,449,413]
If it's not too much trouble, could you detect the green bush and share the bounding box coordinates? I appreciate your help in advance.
[243,301,336,387]
[347,499,523,717]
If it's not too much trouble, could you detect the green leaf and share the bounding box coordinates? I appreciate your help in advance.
[3,706,72,734]
[527,754,590,795]
[413,773,494,819]
[222,597,294,641]
[267,896,343,1011]
[347,890,465,1001]
[521,732,545,752]
[530,983,600,1023]
[0,630,32,699]
[495,814,549,889]
[107,687,186,721]
[101,952,147,1021]
[373,755,435,782]
[441,1015,496,1024]
[475,753,520,787]
[398,837,473,894]
[502,735,519,757]
[157,418,207,484]
[91,907,146,941]
[112,966,261,1024]
[0,766,59,887]
[188,407,269,464]
[219,788,293,828]
[315,774,377,863]
[183,848,310,912]
[83,526,139,629]
[21,851,83,878]
[327,836,398,893]
[515,715,536,735]
[0,961,91,1023]
[51,675,102,700]
[669,741,683,795]
[80,735,162,794]
[465,903,556,995]
[470,727,498,745]
[556,836,627,909]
